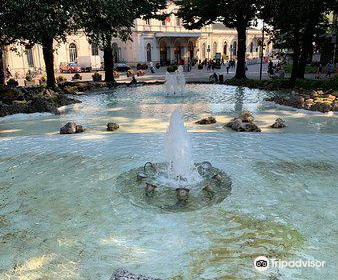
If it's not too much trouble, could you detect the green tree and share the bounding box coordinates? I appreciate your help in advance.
[0,8,16,85]
[78,0,166,83]
[2,0,78,88]
[175,0,260,79]
[262,0,337,82]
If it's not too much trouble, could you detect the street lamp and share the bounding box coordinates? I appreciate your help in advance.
[259,22,265,81]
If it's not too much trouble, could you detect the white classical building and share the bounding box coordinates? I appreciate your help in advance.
[3,2,272,76]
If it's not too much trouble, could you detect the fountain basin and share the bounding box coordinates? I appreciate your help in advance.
[116,162,231,212]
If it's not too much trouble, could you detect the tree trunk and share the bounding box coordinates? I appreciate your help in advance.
[290,30,300,86]
[0,47,5,86]
[235,22,247,79]
[104,38,115,83]
[42,37,55,88]
[297,13,319,79]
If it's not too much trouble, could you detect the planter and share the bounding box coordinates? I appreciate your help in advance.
[92,77,102,82]
[24,80,36,87]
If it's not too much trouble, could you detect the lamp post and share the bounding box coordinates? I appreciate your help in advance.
[259,22,265,81]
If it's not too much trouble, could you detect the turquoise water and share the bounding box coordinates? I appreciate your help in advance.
[0,84,337,280]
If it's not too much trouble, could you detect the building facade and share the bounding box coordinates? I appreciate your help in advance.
[3,2,272,77]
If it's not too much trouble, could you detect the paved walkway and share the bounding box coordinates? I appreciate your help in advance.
[14,63,336,86]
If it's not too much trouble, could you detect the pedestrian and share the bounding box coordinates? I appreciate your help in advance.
[207,60,212,71]
[225,61,230,74]
[325,61,335,78]
[149,61,155,73]
[6,65,12,78]
[315,62,323,79]
[268,60,274,77]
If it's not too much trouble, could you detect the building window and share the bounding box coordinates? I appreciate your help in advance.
[213,42,217,56]
[69,43,78,62]
[223,42,228,56]
[176,17,181,26]
[145,19,150,25]
[146,43,152,62]
[233,41,237,56]
[91,44,99,56]
[26,47,34,67]
[162,19,166,25]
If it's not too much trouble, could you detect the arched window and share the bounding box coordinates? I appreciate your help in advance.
[250,42,254,53]
[146,43,152,62]
[69,43,77,62]
[26,47,34,67]
[213,42,217,55]
[233,42,237,56]
[223,42,228,56]
[202,43,206,59]
[91,44,99,56]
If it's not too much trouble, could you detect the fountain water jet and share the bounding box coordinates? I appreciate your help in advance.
[164,108,201,187]
[164,66,186,96]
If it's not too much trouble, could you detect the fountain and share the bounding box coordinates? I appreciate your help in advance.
[117,108,231,211]
[164,66,186,96]
[164,108,201,186]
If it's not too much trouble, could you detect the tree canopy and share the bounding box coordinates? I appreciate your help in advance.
[175,0,261,79]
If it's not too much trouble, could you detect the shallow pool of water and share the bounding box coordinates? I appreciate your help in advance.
[0,84,337,280]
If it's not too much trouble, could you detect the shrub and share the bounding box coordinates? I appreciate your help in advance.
[167,64,178,73]
[92,71,102,82]
[25,75,33,81]
[40,76,47,82]
[137,63,148,70]
[137,69,145,76]
[127,69,134,77]
[156,63,161,69]
[7,78,19,87]
[57,75,67,83]
[72,73,82,80]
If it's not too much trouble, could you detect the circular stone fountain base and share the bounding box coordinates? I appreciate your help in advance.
[116,163,231,212]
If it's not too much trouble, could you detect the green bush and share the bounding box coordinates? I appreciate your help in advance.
[167,64,178,73]
[225,76,338,93]
[92,71,102,82]
[72,73,82,80]
[7,78,19,87]
[25,75,33,81]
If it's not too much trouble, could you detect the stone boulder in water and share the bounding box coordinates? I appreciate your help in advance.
[195,116,217,125]
[224,119,261,132]
[271,118,286,128]
[238,109,255,123]
[60,122,85,134]
[224,110,261,132]
[107,122,120,131]
[109,268,162,280]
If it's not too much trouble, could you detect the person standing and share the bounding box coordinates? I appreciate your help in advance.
[225,61,230,74]
[268,60,274,77]
[315,62,323,79]
[149,61,155,73]
[325,61,335,78]
[6,65,12,78]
